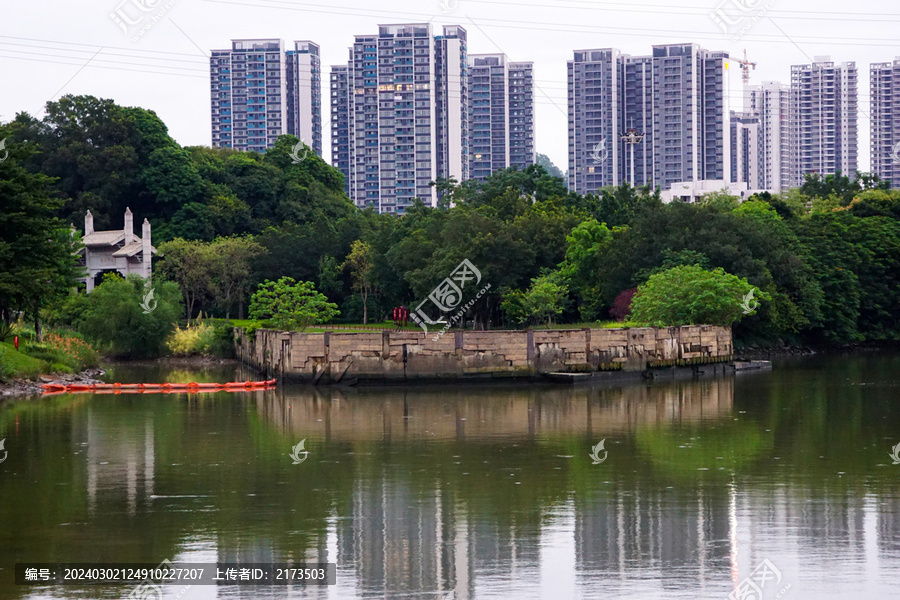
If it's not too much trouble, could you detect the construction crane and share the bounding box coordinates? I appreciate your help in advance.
[731,49,757,86]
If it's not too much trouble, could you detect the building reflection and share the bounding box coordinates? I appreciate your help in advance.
[54,372,900,599]
[257,376,735,442]
[247,378,738,597]
[83,410,155,517]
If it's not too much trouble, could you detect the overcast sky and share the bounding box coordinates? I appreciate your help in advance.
[2,0,897,173]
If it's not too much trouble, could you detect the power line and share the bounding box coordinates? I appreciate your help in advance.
[238,0,900,25]
[0,53,209,80]
[0,45,208,73]
[201,0,900,46]
[0,34,211,59]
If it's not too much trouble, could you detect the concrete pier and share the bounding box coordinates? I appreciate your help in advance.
[235,325,734,385]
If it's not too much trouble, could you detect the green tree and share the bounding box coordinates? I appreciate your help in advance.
[630,265,768,327]
[800,170,888,206]
[535,153,565,180]
[316,255,343,301]
[140,146,205,217]
[0,127,81,339]
[249,277,339,331]
[502,273,568,327]
[156,238,213,319]
[18,95,175,227]
[698,190,740,211]
[208,236,265,319]
[559,218,614,320]
[78,275,182,357]
[342,240,376,324]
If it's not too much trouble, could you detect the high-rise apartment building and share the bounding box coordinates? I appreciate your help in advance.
[870,58,900,189]
[746,82,791,192]
[469,54,535,179]
[568,49,622,193]
[653,44,730,190]
[619,55,654,187]
[567,44,729,195]
[790,57,858,187]
[730,111,760,188]
[286,41,322,156]
[330,64,351,195]
[330,24,468,213]
[210,39,321,154]
[435,26,469,187]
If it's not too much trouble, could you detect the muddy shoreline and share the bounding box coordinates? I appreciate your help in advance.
[0,356,239,400]
[0,368,107,400]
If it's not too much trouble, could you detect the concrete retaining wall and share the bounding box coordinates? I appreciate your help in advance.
[235,325,733,384]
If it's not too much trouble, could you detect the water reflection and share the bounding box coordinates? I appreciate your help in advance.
[0,353,899,599]
[259,377,735,441]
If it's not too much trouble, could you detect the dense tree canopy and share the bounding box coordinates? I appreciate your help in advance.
[4,95,900,348]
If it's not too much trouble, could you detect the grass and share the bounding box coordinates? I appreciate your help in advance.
[217,318,649,334]
[211,319,422,333]
[540,320,647,330]
[0,341,50,380]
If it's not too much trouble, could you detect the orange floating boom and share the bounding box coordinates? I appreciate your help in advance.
[41,379,276,395]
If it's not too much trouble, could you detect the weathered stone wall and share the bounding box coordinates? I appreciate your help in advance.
[235,326,733,384]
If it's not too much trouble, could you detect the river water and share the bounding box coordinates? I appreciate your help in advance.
[1,353,899,599]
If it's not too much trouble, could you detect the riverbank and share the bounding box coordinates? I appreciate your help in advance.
[114,355,239,369]
[0,367,106,399]
[734,340,900,361]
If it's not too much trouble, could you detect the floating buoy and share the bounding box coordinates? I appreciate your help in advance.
[41,379,276,395]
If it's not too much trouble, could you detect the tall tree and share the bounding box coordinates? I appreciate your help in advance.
[342,240,375,324]
[535,153,565,180]
[208,236,265,319]
[0,127,81,339]
[155,238,213,319]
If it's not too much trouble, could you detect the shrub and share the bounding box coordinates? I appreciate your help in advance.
[78,275,183,357]
[22,332,99,372]
[630,265,769,327]
[165,322,235,358]
[0,322,15,343]
[43,333,100,369]
[209,324,235,358]
[609,288,637,321]
[249,277,339,331]
[166,323,213,356]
